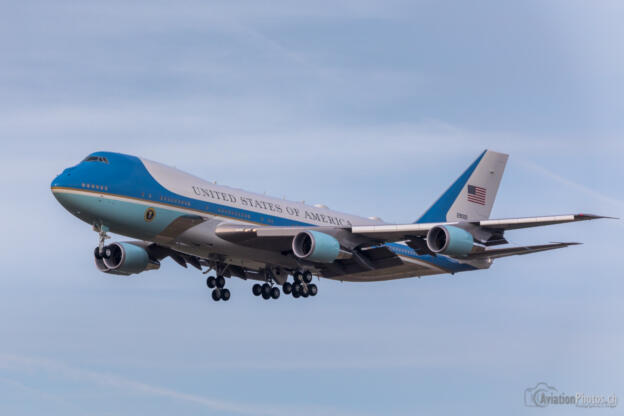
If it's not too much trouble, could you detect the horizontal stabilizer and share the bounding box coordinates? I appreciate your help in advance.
[476,214,614,231]
[464,242,580,260]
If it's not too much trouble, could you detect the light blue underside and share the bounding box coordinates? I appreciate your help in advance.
[55,192,185,240]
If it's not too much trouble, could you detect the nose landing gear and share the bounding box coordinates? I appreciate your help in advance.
[93,224,110,257]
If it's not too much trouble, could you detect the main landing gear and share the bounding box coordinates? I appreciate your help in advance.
[252,283,280,300]
[206,263,230,302]
[206,275,230,301]
[285,270,317,299]
[252,270,318,301]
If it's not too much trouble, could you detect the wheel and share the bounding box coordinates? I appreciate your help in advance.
[292,284,301,297]
[293,271,303,283]
[211,288,221,301]
[301,284,310,296]
[216,275,226,288]
[302,270,313,283]
[282,282,292,294]
[94,247,103,260]
[302,290,309,298]
[221,288,231,301]
[271,287,280,299]
[261,283,271,298]
[206,276,216,288]
[252,283,262,296]
[308,283,318,296]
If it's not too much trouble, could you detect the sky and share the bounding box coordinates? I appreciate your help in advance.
[0,1,623,415]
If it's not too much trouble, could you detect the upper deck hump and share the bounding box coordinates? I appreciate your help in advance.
[140,157,383,228]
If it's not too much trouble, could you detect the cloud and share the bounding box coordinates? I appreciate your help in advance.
[519,160,624,213]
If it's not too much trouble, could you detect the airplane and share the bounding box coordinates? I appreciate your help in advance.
[50,150,610,302]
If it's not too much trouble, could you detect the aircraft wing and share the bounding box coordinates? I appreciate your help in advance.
[350,214,609,242]
[214,213,609,256]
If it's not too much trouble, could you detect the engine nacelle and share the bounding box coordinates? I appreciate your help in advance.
[292,230,340,263]
[426,225,474,257]
[95,242,160,276]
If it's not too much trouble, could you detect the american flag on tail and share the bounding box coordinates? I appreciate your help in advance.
[467,184,486,205]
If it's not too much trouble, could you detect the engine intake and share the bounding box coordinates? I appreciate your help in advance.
[292,231,340,263]
[426,225,474,257]
[95,242,160,276]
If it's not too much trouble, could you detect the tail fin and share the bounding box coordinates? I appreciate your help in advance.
[416,150,509,223]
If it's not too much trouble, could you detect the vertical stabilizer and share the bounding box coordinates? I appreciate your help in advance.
[416,150,509,223]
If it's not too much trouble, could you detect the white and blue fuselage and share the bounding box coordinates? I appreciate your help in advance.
[51,152,477,282]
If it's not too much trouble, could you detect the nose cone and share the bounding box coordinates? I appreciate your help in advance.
[51,167,74,189]
[51,173,62,189]
[51,167,77,209]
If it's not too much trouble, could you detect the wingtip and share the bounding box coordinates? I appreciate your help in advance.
[575,213,619,220]
[549,241,583,246]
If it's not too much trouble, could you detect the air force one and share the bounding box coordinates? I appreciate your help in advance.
[51,150,609,302]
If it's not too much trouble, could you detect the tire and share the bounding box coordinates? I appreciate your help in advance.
[303,271,313,283]
[293,271,303,283]
[271,287,280,299]
[261,283,271,298]
[221,288,231,301]
[282,282,292,294]
[252,283,262,296]
[308,284,318,296]
[292,284,301,297]
[211,289,221,301]
[206,276,216,288]
[293,291,301,299]
[94,247,103,260]
[216,275,226,288]
[301,285,309,296]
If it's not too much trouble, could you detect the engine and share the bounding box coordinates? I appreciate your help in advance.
[426,225,474,257]
[292,230,340,263]
[94,242,160,276]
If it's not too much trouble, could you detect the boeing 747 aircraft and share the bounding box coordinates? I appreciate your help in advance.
[51,150,608,302]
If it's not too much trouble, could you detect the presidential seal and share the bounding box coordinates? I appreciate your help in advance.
[144,207,156,222]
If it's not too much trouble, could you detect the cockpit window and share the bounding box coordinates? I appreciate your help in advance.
[83,156,109,164]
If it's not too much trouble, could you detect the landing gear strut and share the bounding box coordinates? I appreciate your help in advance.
[93,224,110,257]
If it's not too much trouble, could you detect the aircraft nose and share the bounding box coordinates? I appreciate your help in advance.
[51,167,74,189]
[51,173,61,189]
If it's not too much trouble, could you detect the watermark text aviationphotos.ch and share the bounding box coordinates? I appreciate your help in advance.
[525,382,617,408]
